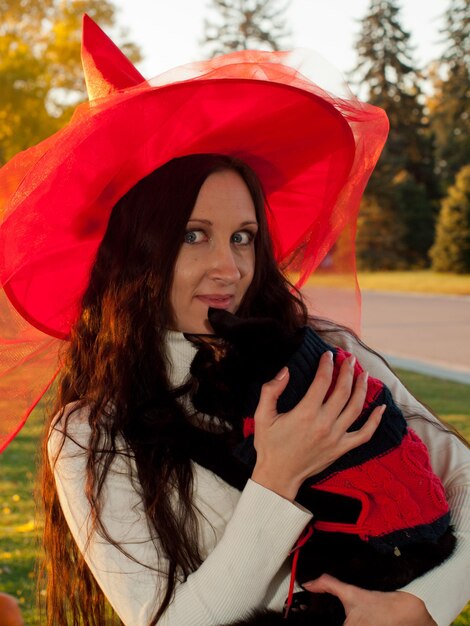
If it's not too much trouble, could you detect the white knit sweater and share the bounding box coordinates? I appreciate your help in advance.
[48,330,470,626]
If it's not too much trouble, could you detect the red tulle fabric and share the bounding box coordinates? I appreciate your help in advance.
[0,18,389,452]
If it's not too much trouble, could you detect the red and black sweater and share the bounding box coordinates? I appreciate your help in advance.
[237,328,450,551]
[189,327,451,555]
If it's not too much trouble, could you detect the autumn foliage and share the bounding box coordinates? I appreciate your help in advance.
[0,0,140,165]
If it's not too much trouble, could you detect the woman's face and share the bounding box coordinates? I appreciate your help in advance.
[170,169,258,334]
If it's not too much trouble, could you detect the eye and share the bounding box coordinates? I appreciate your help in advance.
[184,229,206,244]
[231,230,254,245]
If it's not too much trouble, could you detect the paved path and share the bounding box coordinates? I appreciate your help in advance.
[360,291,470,384]
[302,287,470,384]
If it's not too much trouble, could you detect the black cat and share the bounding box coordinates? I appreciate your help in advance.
[185,308,456,626]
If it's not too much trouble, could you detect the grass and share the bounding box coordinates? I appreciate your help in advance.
[0,372,469,625]
[0,397,45,625]
[357,271,470,295]
[395,368,470,440]
[301,270,470,296]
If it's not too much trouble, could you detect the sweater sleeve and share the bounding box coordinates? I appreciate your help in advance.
[48,406,312,626]
[329,331,470,626]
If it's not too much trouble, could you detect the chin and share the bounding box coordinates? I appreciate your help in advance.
[198,318,214,334]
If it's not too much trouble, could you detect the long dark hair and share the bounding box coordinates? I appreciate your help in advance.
[40,154,308,625]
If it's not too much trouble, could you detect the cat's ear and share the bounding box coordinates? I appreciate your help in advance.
[208,308,280,337]
[208,308,246,336]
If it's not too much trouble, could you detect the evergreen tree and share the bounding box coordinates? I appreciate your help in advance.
[428,0,470,189]
[201,0,291,58]
[391,170,434,268]
[0,1,141,165]
[352,0,438,269]
[430,165,470,273]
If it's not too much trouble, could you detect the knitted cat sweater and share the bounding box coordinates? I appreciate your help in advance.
[233,328,451,554]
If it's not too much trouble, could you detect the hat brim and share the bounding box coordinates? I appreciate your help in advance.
[1,69,386,340]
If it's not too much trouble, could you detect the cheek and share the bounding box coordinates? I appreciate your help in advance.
[240,251,256,290]
[246,249,256,279]
[171,252,200,304]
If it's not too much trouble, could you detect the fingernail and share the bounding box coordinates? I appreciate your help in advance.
[362,371,369,384]
[379,404,386,415]
[325,351,333,361]
[275,366,288,380]
[349,355,356,368]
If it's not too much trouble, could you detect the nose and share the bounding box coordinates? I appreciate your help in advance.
[207,241,242,284]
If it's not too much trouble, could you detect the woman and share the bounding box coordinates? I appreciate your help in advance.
[42,153,468,626]
[0,16,468,626]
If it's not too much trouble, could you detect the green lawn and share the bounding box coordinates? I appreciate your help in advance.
[357,271,470,296]
[0,399,44,624]
[0,371,469,625]
[301,270,470,296]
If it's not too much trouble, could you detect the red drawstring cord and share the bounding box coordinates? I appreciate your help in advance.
[284,524,314,618]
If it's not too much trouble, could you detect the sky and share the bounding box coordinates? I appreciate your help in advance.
[111,0,449,80]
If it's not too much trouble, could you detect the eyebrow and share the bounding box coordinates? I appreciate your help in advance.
[187,218,258,226]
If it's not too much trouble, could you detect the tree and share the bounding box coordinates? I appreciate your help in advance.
[356,194,408,270]
[390,170,436,268]
[0,0,141,165]
[430,164,470,273]
[201,0,291,58]
[427,0,470,189]
[351,0,438,268]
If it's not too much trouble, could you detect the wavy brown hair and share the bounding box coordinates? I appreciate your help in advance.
[40,154,308,625]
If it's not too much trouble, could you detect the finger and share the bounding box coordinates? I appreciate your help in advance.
[255,367,291,422]
[342,403,386,451]
[303,574,356,607]
[334,370,369,432]
[322,354,357,417]
[296,351,334,412]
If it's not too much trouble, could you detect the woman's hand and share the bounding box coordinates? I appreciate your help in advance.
[251,350,385,501]
[303,575,437,626]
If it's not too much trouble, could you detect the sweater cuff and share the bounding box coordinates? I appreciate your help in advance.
[232,478,313,550]
[186,479,312,622]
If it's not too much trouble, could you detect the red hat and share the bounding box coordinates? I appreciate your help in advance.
[0,15,388,451]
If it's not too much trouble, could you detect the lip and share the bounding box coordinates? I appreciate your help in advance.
[195,295,235,309]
